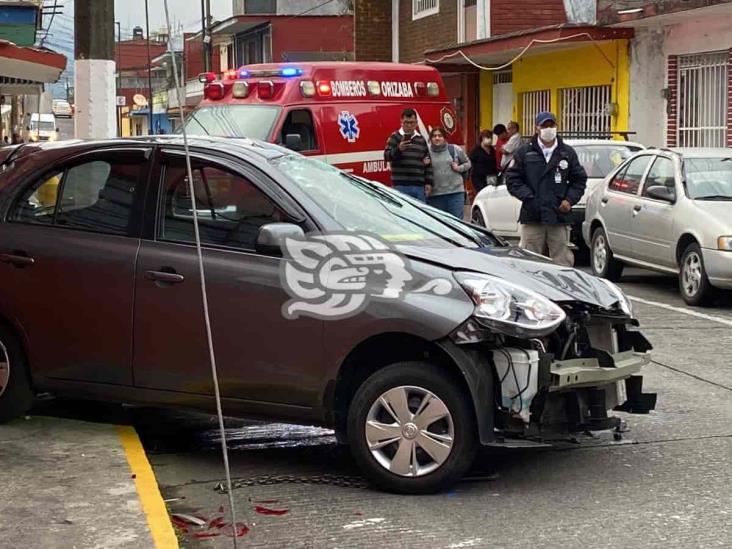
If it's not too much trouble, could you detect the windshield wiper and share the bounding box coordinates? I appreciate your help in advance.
[693,195,732,200]
[0,143,30,171]
[344,174,404,207]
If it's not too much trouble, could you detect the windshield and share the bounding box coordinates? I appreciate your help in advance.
[31,121,55,131]
[575,144,642,178]
[684,157,732,200]
[181,105,281,139]
[270,155,496,249]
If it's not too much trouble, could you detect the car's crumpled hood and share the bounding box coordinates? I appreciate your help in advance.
[399,244,621,309]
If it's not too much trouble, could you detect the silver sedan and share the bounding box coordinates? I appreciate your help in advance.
[583,148,732,305]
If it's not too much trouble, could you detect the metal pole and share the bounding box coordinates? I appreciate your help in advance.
[201,0,209,72]
[145,0,154,135]
[115,21,121,136]
[205,0,212,71]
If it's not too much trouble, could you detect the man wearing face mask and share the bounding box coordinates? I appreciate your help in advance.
[505,112,587,267]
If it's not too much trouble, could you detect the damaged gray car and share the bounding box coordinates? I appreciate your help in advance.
[0,137,656,494]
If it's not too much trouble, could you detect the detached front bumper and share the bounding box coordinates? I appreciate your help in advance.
[550,350,650,391]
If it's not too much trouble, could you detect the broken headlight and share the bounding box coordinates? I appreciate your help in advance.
[455,272,566,337]
[599,278,633,318]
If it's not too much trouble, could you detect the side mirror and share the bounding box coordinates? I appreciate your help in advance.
[255,222,305,256]
[646,185,676,203]
[284,133,303,152]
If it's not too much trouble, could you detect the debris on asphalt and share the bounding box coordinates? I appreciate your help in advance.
[171,513,207,527]
[254,505,289,516]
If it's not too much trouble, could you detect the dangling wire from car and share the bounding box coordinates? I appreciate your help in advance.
[162,2,240,546]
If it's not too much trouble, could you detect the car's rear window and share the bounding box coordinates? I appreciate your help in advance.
[575,144,642,178]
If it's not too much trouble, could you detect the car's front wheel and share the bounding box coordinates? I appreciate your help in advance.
[591,227,624,281]
[0,325,33,422]
[679,243,716,306]
[347,361,478,494]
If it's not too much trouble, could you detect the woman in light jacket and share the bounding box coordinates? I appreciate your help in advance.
[426,127,471,219]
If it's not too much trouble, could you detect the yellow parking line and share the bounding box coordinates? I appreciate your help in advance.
[118,425,179,549]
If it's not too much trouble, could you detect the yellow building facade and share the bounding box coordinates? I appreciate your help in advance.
[479,40,631,139]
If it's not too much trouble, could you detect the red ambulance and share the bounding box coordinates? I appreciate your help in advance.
[184,62,462,185]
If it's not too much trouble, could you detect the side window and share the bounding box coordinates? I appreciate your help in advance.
[159,159,287,251]
[608,156,652,195]
[642,157,676,197]
[279,109,318,152]
[12,170,64,224]
[10,153,145,235]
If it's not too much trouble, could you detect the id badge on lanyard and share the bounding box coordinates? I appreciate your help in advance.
[554,170,562,184]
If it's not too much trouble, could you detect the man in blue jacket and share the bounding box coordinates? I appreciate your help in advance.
[505,112,587,267]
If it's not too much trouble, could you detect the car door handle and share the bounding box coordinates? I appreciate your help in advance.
[0,253,35,267]
[632,205,642,216]
[601,197,609,205]
[145,270,185,284]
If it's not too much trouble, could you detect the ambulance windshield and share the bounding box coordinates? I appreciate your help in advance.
[181,105,281,139]
[271,154,493,249]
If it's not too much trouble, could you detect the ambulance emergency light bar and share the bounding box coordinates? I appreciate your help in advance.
[199,68,440,100]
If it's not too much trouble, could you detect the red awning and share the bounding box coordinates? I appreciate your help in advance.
[0,39,67,84]
[423,24,634,72]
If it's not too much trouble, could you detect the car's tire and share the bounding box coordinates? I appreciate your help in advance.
[591,227,624,282]
[0,325,33,422]
[347,361,478,494]
[471,207,486,227]
[679,242,716,306]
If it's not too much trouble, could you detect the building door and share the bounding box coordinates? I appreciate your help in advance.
[677,51,729,147]
[492,70,513,129]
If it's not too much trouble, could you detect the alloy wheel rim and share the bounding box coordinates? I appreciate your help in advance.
[0,340,9,398]
[365,385,454,478]
[683,252,702,297]
[593,234,608,274]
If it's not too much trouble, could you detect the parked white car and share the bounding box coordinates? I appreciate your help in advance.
[52,99,73,118]
[583,148,732,305]
[471,140,644,250]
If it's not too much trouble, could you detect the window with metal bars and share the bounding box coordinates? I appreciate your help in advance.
[521,90,551,134]
[677,51,729,148]
[493,70,512,85]
[559,85,611,138]
[413,0,439,20]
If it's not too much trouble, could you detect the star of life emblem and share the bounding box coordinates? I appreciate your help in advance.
[338,111,360,143]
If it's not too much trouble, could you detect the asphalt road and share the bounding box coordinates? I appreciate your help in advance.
[127,267,732,548]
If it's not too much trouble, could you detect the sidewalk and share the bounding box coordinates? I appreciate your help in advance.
[0,409,178,549]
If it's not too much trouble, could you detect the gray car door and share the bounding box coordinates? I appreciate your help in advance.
[633,156,679,268]
[600,154,654,258]
[0,148,150,385]
[132,151,324,410]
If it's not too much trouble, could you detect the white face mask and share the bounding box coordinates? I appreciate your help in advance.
[540,127,557,142]
[482,138,491,146]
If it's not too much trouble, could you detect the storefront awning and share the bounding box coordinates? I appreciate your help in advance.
[0,39,67,84]
[423,24,634,71]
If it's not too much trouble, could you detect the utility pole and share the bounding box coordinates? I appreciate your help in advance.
[115,21,122,137]
[201,0,210,72]
[206,0,212,71]
[145,0,154,135]
[74,0,115,139]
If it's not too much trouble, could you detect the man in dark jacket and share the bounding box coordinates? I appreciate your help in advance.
[505,112,587,267]
[384,108,432,202]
